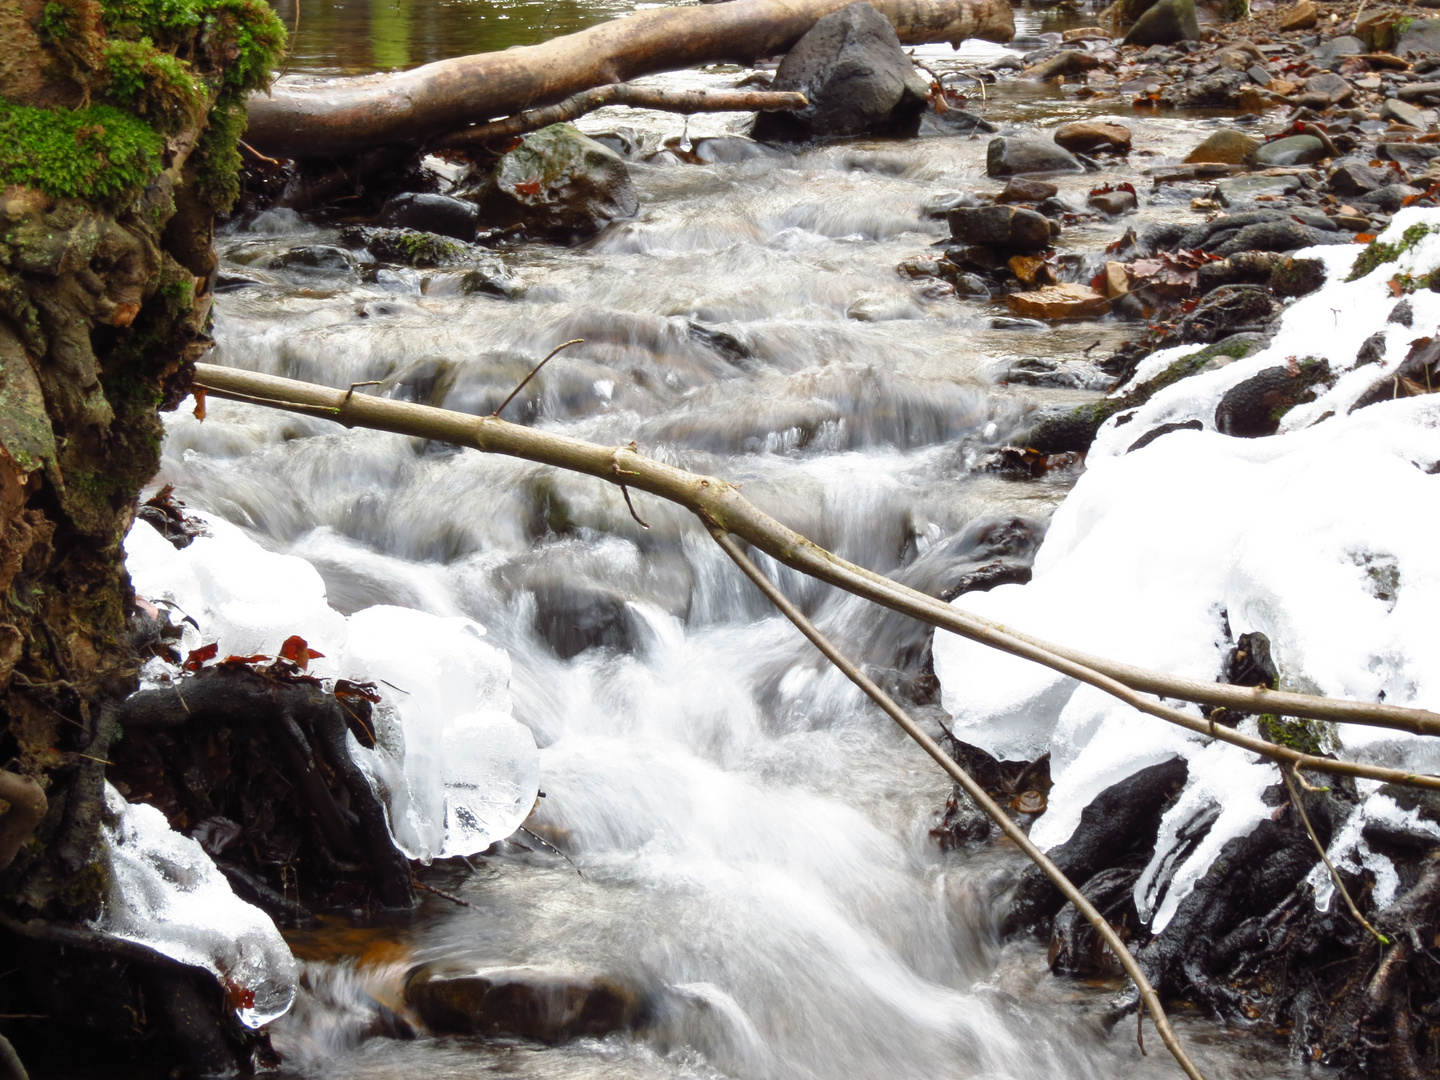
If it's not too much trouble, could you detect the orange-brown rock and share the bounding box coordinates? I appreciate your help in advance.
[1005,283,1111,320]
[1279,0,1318,32]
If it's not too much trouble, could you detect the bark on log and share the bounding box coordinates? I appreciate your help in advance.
[244,0,1014,159]
[437,85,810,150]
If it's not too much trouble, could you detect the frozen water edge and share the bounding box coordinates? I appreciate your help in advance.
[123,510,540,863]
[95,782,299,1027]
[933,209,1440,932]
[114,511,542,1024]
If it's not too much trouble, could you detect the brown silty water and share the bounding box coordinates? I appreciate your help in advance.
[155,2,1329,1076]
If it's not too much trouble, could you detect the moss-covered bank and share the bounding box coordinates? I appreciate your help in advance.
[0,0,286,1072]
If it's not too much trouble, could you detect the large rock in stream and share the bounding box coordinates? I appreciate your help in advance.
[405,963,648,1041]
[476,123,639,240]
[751,1,928,142]
[1122,0,1200,46]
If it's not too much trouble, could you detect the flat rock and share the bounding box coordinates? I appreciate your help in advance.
[1314,35,1366,70]
[1396,18,1440,57]
[986,136,1084,177]
[752,1,928,142]
[997,177,1059,203]
[1377,141,1440,166]
[948,205,1053,251]
[404,963,646,1042]
[1327,161,1388,195]
[1381,98,1428,127]
[1185,129,1261,165]
[1356,183,1425,212]
[1251,134,1326,167]
[1123,0,1200,47]
[1397,81,1440,102]
[1279,0,1318,31]
[1089,188,1138,214]
[1303,71,1354,104]
[1005,283,1111,320]
[1214,174,1302,205]
[1054,120,1132,155]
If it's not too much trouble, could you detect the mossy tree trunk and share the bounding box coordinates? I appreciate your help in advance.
[0,0,285,1072]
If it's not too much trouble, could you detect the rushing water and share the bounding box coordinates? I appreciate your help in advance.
[147,3,1321,1076]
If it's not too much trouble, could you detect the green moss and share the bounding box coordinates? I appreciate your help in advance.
[1258,714,1334,756]
[102,37,205,130]
[190,95,246,212]
[37,1,73,41]
[101,0,285,93]
[0,101,163,203]
[1348,222,1440,281]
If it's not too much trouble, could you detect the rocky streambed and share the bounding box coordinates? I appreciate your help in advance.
[97,0,1440,1077]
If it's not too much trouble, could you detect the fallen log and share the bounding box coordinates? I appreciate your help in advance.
[189,363,1440,781]
[436,85,810,150]
[244,0,1014,159]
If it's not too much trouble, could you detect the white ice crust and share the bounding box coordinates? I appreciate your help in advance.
[94,783,299,1027]
[114,510,540,1024]
[934,209,1440,932]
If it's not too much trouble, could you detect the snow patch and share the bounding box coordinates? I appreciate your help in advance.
[933,209,1440,927]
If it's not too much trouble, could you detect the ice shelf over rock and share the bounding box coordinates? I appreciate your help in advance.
[933,208,1440,932]
[123,512,540,864]
[94,783,299,1027]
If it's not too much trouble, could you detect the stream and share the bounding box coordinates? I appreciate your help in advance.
[152,2,1323,1076]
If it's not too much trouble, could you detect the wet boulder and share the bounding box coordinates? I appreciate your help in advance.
[1168,285,1281,344]
[1214,359,1329,437]
[341,226,475,268]
[477,123,639,240]
[1053,121,1131,156]
[1088,187,1137,215]
[1005,283,1110,320]
[1123,0,1200,47]
[920,107,997,137]
[947,205,1052,251]
[996,177,1058,203]
[1003,758,1188,936]
[530,581,639,659]
[1326,161,1387,197]
[1268,255,1326,298]
[1185,129,1260,165]
[986,136,1084,177]
[1251,135,1326,168]
[751,2,928,142]
[404,963,647,1042]
[380,193,481,242]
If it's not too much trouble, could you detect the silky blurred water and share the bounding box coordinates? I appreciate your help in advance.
[151,3,1326,1076]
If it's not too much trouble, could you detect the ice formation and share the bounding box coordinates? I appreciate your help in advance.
[123,512,539,863]
[934,209,1440,931]
[94,783,299,1027]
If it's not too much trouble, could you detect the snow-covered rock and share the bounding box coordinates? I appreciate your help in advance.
[934,208,1440,930]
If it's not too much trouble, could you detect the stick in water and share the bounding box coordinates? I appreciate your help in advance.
[704,524,1210,1080]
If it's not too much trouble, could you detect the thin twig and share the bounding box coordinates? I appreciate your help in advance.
[1283,766,1390,946]
[238,140,283,167]
[705,525,1207,1080]
[620,485,650,529]
[518,825,584,877]
[493,339,584,419]
[343,380,382,404]
[412,878,473,908]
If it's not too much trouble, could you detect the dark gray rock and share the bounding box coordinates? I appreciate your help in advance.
[1327,162,1387,196]
[404,963,647,1042]
[751,2,929,142]
[380,193,481,241]
[948,205,1053,251]
[1170,285,1281,344]
[274,245,355,272]
[1380,98,1427,127]
[1357,183,1425,213]
[478,123,638,240]
[1396,18,1440,56]
[1397,81,1440,102]
[1123,0,1201,47]
[1215,360,1329,437]
[1377,141,1440,167]
[1303,71,1354,105]
[986,136,1084,177]
[1126,419,1203,453]
[920,107,998,137]
[1251,134,1326,167]
[1314,34,1366,70]
[341,226,476,268]
[1003,758,1189,936]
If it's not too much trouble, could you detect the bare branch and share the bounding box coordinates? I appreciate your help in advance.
[189,363,1440,789]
